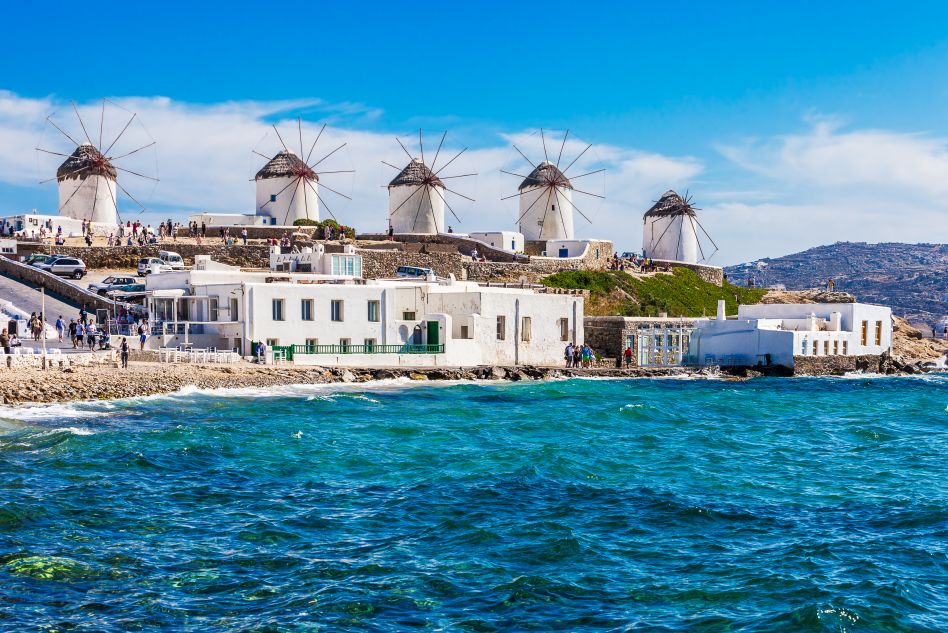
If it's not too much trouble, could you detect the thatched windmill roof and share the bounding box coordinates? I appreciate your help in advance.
[518,160,573,191]
[389,158,443,188]
[56,143,117,181]
[644,190,697,218]
[255,150,317,181]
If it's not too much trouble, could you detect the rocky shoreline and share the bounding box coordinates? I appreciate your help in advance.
[0,359,941,407]
[0,362,694,406]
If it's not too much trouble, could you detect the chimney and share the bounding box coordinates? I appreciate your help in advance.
[716,299,725,320]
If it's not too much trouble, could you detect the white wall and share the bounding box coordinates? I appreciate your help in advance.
[188,213,270,227]
[58,175,118,225]
[518,186,573,241]
[468,231,524,254]
[389,184,445,234]
[544,240,591,258]
[256,175,319,225]
[642,214,698,263]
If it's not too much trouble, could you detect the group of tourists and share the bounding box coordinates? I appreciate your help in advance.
[611,252,659,273]
[564,342,595,368]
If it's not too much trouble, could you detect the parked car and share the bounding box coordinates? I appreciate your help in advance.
[35,256,87,279]
[24,254,56,266]
[105,282,146,298]
[88,275,139,296]
[158,250,185,270]
[396,265,435,278]
[137,257,173,276]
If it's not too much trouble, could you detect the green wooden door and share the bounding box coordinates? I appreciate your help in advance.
[426,321,439,346]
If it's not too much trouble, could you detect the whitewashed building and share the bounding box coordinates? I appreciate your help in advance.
[468,231,525,254]
[518,161,574,241]
[687,300,893,369]
[143,249,583,367]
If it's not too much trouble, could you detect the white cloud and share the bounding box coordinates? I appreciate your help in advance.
[0,91,702,248]
[711,119,948,263]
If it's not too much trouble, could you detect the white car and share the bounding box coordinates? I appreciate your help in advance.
[159,250,185,270]
[137,257,173,276]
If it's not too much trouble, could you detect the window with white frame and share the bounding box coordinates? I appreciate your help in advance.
[230,297,239,321]
[330,255,362,277]
[301,299,314,321]
[368,300,380,322]
[496,316,506,341]
[559,318,569,341]
[521,316,532,342]
[209,298,219,322]
[272,298,285,322]
[331,300,344,322]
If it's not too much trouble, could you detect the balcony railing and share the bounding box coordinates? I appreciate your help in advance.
[267,343,444,360]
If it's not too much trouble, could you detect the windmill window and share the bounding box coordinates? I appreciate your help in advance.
[551,204,556,211]
[270,194,277,202]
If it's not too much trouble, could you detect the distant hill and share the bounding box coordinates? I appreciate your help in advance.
[725,242,948,325]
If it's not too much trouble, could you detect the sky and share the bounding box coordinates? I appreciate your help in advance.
[2,1,948,265]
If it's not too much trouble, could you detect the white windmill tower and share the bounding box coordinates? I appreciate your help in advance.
[37,100,158,231]
[502,129,604,241]
[56,143,118,225]
[384,130,476,235]
[641,190,718,263]
[254,119,353,225]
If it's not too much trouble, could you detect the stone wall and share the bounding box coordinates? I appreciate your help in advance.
[28,244,272,269]
[358,233,523,263]
[792,353,890,376]
[584,316,699,367]
[650,259,724,286]
[0,256,122,313]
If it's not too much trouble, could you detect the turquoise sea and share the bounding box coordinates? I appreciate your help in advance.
[0,375,946,632]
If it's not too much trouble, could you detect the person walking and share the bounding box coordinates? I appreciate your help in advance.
[241,228,248,245]
[120,337,130,369]
[69,319,78,349]
[137,321,148,351]
[564,343,574,368]
[0,328,10,355]
[55,316,64,343]
[573,345,582,369]
[624,345,633,368]
[86,320,96,350]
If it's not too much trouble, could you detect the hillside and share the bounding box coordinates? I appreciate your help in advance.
[725,242,948,326]
[542,268,767,317]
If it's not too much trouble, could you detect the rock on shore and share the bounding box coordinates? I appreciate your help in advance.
[0,362,689,406]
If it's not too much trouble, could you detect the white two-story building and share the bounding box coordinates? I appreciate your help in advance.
[687,300,892,369]
[143,246,583,367]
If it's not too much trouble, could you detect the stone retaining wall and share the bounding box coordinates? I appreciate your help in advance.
[650,259,724,285]
[0,256,121,314]
[27,244,272,269]
[792,354,889,376]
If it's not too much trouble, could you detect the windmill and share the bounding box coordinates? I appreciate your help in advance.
[253,118,354,225]
[501,129,605,241]
[383,130,476,234]
[35,99,159,229]
[641,190,719,263]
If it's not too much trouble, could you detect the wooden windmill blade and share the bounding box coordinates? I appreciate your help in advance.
[502,129,605,241]
[386,130,476,234]
[37,99,158,228]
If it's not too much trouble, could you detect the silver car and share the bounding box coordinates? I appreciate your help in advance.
[36,256,87,279]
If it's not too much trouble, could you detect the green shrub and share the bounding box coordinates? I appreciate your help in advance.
[541,267,767,318]
[292,218,319,227]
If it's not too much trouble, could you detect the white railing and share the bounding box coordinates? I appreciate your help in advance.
[157,347,240,364]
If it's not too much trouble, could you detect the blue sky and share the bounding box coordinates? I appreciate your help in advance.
[2,1,948,264]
